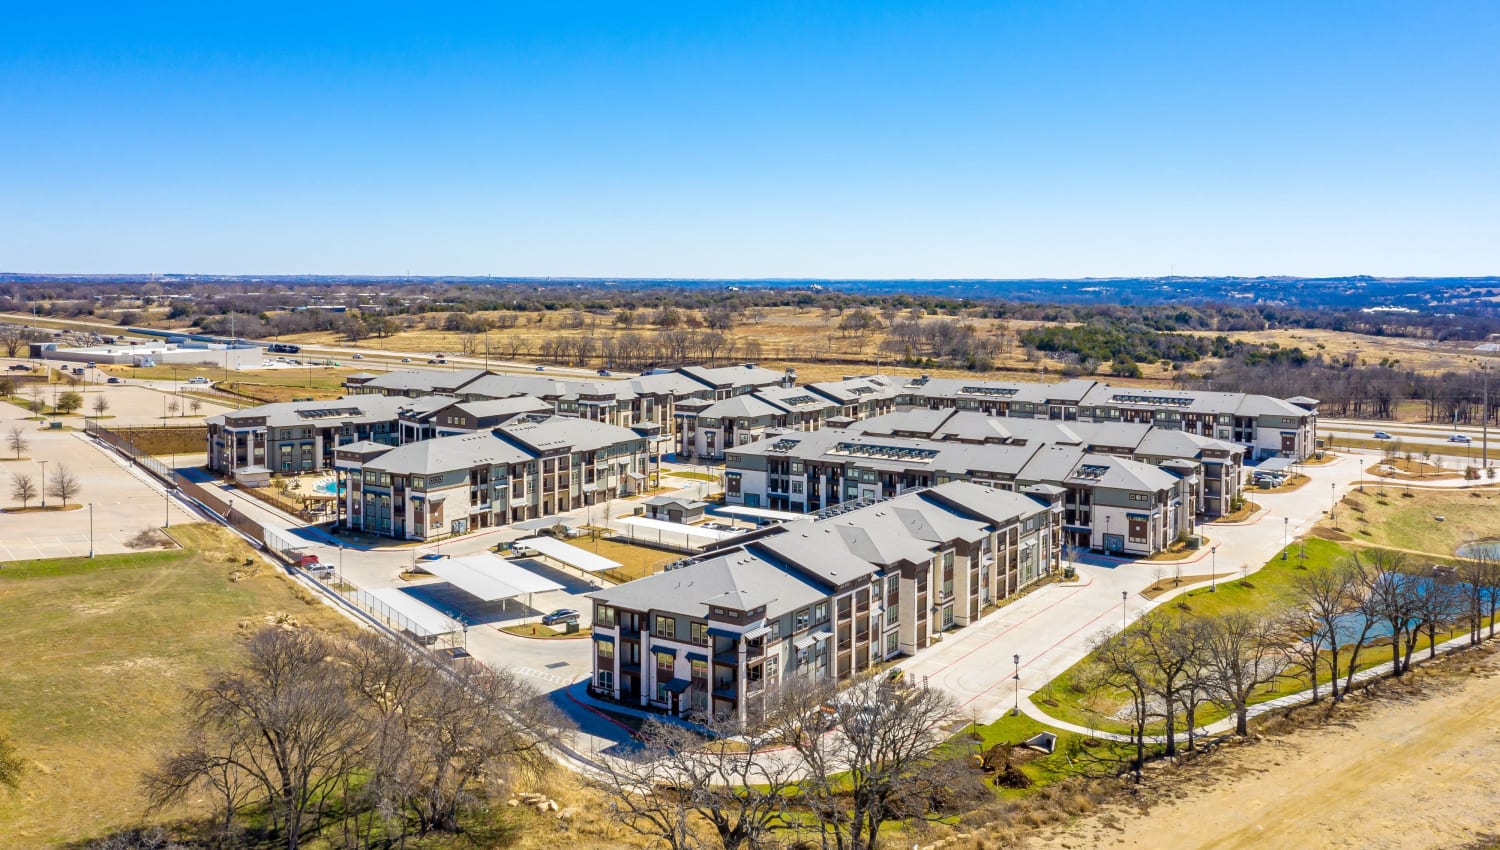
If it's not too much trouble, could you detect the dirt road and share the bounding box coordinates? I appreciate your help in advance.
[1027,649,1500,850]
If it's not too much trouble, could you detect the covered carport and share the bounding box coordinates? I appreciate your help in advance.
[511,536,621,584]
[715,504,805,525]
[618,516,739,551]
[356,586,465,646]
[418,553,565,620]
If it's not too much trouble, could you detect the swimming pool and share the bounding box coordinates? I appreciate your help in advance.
[312,479,339,496]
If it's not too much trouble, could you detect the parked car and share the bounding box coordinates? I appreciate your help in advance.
[541,608,580,626]
[1449,433,1473,444]
[417,553,447,562]
[106,377,122,384]
[1373,431,1393,440]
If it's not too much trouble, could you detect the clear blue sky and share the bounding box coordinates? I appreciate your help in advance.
[2,2,1497,278]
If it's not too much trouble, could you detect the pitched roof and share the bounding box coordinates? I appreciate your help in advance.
[585,549,828,618]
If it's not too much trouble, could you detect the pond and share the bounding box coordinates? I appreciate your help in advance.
[1456,540,1500,561]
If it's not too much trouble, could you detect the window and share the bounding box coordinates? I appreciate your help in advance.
[886,631,899,654]
[764,656,779,679]
[794,608,811,631]
[654,615,676,640]
[1129,493,1149,502]
[596,670,614,690]
[690,622,710,646]
[411,475,426,489]
[690,659,707,680]
[597,640,614,660]
[768,620,781,639]
[596,606,617,628]
[885,576,900,625]
[813,602,829,623]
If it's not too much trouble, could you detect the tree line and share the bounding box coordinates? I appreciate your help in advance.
[139,626,567,850]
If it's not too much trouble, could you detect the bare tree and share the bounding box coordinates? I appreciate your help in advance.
[10,473,36,509]
[1132,613,1202,758]
[190,397,203,416]
[1199,612,1286,736]
[167,398,181,417]
[152,627,364,850]
[766,675,958,850]
[1277,607,1330,705]
[1087,628,1154,782]
[1290,562,1368,702]
[592,715,796,850]
[46,464,80,508]
[1361,550,1424,677]
[1458,555,1500,644]
[91,394,109,418]
[6,424,26,460]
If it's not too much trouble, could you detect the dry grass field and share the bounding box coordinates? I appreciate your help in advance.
[0,524,347,849]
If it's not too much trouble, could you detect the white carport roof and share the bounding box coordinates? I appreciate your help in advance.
[362,587,462,637]
[716,505,805,522]
[512,536,621,573]
[422,553,563,601]
[620,516,737,541]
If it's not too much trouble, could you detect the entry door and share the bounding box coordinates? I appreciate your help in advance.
[1103,534,1124,553]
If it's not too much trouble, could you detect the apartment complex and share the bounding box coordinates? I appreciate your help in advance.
[585,482,1059,722]
[332,416,654,539]
[674,375,901,460]
[722,412,1236,555]
[345,363,792,433]
[206,395,412,475]
[894,377,1317,461]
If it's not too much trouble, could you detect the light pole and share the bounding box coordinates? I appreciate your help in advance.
[1282,516,1289,560]
[1105,514,1112,555]
[1210,544,1219,592]
[88,502,94,558]
[39,459,48,508]
[1358,458,1364,492]
[1121,590,1128,632]
[1483,364,1490,469]
[1330,481,1337,528]
[1012,653,1021,716]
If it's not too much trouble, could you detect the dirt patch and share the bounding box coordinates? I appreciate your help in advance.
[1024,646,1500,850]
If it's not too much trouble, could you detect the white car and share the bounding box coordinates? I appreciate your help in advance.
[1449,433,1472,444]
[187,376,211,385]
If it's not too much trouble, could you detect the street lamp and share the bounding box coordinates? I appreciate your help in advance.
[39,459,48,508]
[1210,544,1219,592]
[1282,516,1289,561]
[1358,458,1364,492]
[1012,653,1021,716]
[88,502,94,558]
[1121,590,1128,632]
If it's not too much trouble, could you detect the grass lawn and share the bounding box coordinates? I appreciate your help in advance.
[0,524,346,849]
[583,537,681,581]
[949,712,1140,794]
[1035,537,1350,734]
[500,623,591,639]
[666,470,719,481]
[1338,487,1500,555]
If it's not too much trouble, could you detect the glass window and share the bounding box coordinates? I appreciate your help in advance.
[597,640,614,660]
[654,615,675,640]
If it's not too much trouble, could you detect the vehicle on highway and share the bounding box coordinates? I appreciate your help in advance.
[352,353,363,359]
[106,377,122,384]
[268,343,301,354]
[187,376,211,385]
[535,365,545,371]
[1373,431,1393,439]
[1449,433,1473,443]
[426,358,440,364]
[598,368,611,376]
[401,357,412,363]
[6,364,29,371]
[541,608,580,626]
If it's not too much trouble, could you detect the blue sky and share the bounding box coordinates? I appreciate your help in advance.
[2,2,1497,278]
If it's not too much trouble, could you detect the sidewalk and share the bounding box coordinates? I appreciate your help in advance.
[1020,629,1491,743]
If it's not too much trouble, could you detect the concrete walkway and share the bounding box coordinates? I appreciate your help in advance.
[1017,629,1491,743]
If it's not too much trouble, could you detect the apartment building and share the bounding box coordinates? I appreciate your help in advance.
[206,395,410,475]
[896,377,1317,460]
[723,424,1207,555]
[585,482,1059,723]
[332,416,654,539]
[674,376,901,461]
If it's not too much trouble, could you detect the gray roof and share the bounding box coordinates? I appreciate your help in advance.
[211,394,410,429]
[697,394,784,420]
[680,364,787,389]
[359,368,487,393]
[361,430,532,475]
[586,549,829,619]
[498,415,643,454]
